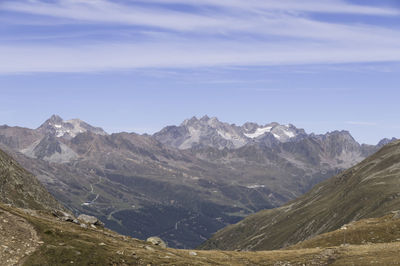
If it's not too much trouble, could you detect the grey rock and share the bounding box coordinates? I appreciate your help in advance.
[146,237,167,248]
[52,210,75,222]
[77,214,104,226]
[377,138,397,147]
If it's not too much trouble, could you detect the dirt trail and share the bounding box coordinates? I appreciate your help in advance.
[0,209,41,266]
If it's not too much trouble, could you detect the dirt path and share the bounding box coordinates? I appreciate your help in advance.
[0,209,41,266]
[82,176,102,206]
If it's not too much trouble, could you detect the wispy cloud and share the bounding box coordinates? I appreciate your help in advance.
[2,40,400,74]
[1,0,400,74]
[161,0,400,15]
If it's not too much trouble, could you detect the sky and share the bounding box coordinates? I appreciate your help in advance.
[1,0,400,144]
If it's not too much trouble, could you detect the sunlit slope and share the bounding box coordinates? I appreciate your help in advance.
[200,140,400,251]
[0,148,63,211]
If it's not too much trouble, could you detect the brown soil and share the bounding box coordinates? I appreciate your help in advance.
[0,209,41,266]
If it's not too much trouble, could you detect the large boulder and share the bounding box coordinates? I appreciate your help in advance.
[146,237,167,248]
[77,214,104,227]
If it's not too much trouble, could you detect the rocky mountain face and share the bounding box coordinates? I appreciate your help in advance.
[0,115,394,249]
[153,116,307,150]
[37,115,107,139]
[0,147,63,211]
[377,137,398,147]
[200,140,400,251]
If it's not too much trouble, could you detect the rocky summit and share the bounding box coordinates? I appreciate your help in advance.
[37,114,107,139]
[153,115,308,150]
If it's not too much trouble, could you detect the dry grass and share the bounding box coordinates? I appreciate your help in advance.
[291,214,400,249]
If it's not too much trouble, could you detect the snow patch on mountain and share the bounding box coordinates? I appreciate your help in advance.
[53,119,88,138]
[284,130,295,138]
[244,127,272,138]
[246,184,266,189]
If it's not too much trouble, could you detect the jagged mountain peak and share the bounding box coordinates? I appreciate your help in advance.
[377,137,397,147]
[181,115,221,127]
[37,115,107,139]
[181,116,198,126]
[156,117,311,150]
[47,114,64,124]
[316,130,360,147]
[324,130,352,136]
[200,115,210,121]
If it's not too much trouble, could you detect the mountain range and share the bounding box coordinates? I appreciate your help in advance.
[0,115,395,248]
[154,116,307,150]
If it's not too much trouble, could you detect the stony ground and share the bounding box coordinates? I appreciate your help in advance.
[0,209,41,265]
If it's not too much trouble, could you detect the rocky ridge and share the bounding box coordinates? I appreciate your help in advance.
[154,116,308,150]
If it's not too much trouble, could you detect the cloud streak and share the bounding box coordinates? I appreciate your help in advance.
[1,0,400,74]
[140,0,400,16]
[2,41,400,74]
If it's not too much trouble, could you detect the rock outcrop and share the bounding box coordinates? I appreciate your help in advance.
[146,237,167,248]
[77,214,104,227]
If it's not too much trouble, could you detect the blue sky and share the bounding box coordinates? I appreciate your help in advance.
[1,0,400,144]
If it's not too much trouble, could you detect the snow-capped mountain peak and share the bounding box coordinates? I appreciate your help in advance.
[37,115,107,138]
[154,116,308,150]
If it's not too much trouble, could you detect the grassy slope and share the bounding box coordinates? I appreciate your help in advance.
[200,140,400,251]
[0,148,63,211]
[289,213,400,249]
[1,203,400,265]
